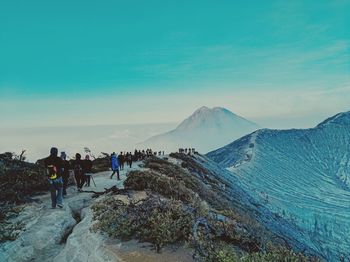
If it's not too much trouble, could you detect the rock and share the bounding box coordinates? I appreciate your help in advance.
[0,166,138,262]
[0,203,76,262]
[54,207,118,262]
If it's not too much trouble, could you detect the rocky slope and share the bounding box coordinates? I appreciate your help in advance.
[207,111,350,261]
[0,153,320,262]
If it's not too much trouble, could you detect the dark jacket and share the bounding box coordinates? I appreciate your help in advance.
[61,160,70,177]
[117,154,124,164]
[83,160,93,173]
[72,159,84,176]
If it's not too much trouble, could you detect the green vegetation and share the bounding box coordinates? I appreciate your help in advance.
[91,155,320,261]
[91,156,110,173]
[0,152,47,243]
[208,245,318,262]
[0,152,48,204]
[124,170,195,203]
[92,195,194,252]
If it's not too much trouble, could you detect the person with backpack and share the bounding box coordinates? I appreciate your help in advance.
[110,152,120,180]
[44,147,64,208]
[83,155,93,187]
[73,153,85,191]
[60,151,70,196]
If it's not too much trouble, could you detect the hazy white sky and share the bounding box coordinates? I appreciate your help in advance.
[2,84,349,129]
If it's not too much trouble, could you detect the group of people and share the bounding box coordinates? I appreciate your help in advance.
[109,149,166,179]
[115,151,133,171]
[44,147,166,209]
[178,148,196,155]
[44,147,93,209]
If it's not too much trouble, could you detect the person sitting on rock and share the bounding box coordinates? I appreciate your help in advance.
[44,147,64,208]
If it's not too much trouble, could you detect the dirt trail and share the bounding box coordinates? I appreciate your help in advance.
[0,165,134,262]
[1,160,195,262]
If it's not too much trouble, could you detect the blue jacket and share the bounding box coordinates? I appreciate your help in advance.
[111,155,119,170]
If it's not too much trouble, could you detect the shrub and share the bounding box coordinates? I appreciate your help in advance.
[239,246,317,262]
[206,245,317,262]
[124,170,195,203]
[91,156,110,173]
[0,153,48,204]
[143,157,230,211]
[93,156,319,261]
[92,195,194,252]
[0,153,47,243]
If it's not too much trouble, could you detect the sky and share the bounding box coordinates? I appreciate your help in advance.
[0,0,349,129]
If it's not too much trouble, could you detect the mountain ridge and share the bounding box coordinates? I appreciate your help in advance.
[207,111,350,261]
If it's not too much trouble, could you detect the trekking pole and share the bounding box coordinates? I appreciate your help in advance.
[91,174,97,187]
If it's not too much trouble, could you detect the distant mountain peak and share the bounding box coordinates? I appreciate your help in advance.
[176,106,252,132]
[139,106,260,153]
[195,106,210,112]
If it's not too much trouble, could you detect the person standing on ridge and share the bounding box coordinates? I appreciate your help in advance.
[127,152,132,168]
[60,151,70,196]
[110,152,120,180]
[73,153,84,191]
[44,147,64,208]
[118,152,124,170]
[83,155,93,187]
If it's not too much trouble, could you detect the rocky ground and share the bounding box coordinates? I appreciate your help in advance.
[0,160,196,262]
[0,164,155,262]
[0,154,320,262]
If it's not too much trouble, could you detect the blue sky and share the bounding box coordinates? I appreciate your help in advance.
[0,0,349,128]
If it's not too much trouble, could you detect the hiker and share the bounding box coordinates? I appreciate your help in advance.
[73,153,85,191]
[83,155,93,187]
[118,152,124,170]
[60,151,70,196]
[127,152,132,168]
[44,147,63,208]
[110,152,120,180]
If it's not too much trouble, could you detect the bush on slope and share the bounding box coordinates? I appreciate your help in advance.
[92,155,320,261]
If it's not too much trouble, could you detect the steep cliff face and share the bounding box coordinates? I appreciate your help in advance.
[208,111,350,260]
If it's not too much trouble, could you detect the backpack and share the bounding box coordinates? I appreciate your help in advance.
[47,165,58,180]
